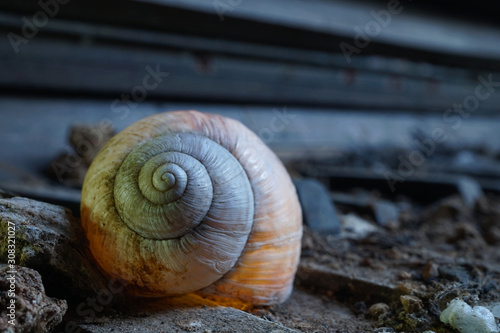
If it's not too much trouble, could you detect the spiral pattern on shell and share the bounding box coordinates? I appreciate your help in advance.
[81,110,302,304]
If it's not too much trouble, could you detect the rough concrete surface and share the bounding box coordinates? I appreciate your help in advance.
[77,304,297,333]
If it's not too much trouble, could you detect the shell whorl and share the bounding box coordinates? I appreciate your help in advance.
[81,110,302,304]
[114,133,253,241]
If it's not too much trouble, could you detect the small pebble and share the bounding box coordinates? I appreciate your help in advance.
[439,265,470,283]
[422,262,439,280]
[489,303,500,319]
[456,176,484,209]
[372,200,400,228]
[368,303,390,318]
[341,214,379,240]
[395,282,416,295]
[294,179,342,235]
[400,295,423,314]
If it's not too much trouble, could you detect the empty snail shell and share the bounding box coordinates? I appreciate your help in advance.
[81,110,302,305]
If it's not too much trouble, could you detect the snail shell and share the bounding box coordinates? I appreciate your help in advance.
[81,110,302,305]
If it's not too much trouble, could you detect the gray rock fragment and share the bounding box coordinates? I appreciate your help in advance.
[77,305,298,333]
[438,265,470,283]
[0,197,108,298]
[372,200,400,228]
[341,214,379,240]
[456,176,484,209]
[294,179,341,236]
[0,264,67,333]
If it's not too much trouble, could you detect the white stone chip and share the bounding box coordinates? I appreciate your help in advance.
[440,298,499,333]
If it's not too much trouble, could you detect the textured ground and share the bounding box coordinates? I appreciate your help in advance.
[2,190,500,332]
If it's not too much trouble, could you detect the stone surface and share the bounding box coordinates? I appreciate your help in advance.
[421,262,439,280]
[0,264,67,333]
[488,303,500,319]
[421,196,463,222]
[0,197,108,298]
[296,259,401,304]
[68,122,115,167]
[76,299,298,333]
[438,265,471,283]
[372,200,400,228]
[46,123,116,188]
[61,286,374,333]
[0,189,499,332]
[294,178,341,235]
[400,295,424,314]
[341,214,379,240]
[368,303,390,319]
[456,177,484,209]
[45,152,88,188]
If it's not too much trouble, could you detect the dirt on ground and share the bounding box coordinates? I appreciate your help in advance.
[59,193,500,332]
[2,122,500,332]
[260,192,500,332]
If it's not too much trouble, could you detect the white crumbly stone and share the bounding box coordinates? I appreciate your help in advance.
[489,303,500,319]
[341,214,379,240]
[440,298,500,333]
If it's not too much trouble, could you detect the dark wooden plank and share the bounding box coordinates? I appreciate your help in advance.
[2,33,500,111]
[2,0,500,71]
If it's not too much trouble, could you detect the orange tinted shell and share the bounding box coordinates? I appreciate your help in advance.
[81,110,302,305]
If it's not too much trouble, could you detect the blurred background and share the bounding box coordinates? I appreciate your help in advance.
[1,0,500,214]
